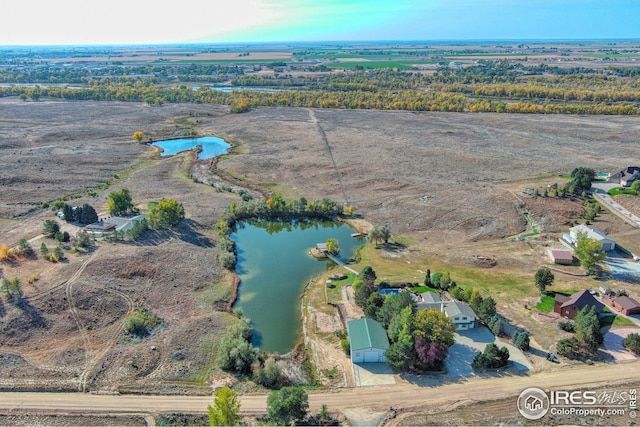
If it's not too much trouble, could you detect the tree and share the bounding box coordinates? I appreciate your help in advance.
[54,246,65,261]
[368,225,390,246]
[253,356,281,388]
[75,203,98,224]
[512,330,530,351]
[424,269,431,287]
[40,242,49,259]
[385,335,416,370]
[623,333,640,355]
[557,336,580,358]
[632,180,640,195]
[377,291,416,329]
[325,237,339,255]
[574,305,602,353]
[208,386,241,426]
[107,188,134,216]
[17,238,34,258]
[148,199,185,228]
[413,309,456,346]
[354,282,374,308]
[133,131,144,143]
[473,343,510,369]
[62,204,75,222]
[570,167,595,193]
[414,337,448,371]
[360,266,377,286]
[43,219,60,238]
[574,231,606,274]
[267,386,309,426]
[1,277,22,302]
[363,292,386,319]
[534,268,554,294]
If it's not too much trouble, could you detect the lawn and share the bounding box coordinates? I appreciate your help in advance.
[535,295,555,312]
[609,187,637,196]
[600,315,635,327]
[353,243,536,301]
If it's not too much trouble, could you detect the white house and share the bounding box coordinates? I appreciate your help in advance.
[569,224,615,252]
[347,318,390,364]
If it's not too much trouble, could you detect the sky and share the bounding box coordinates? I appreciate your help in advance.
[1,0,638,45]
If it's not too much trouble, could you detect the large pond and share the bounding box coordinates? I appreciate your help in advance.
[232,220,363,354]
[151,136,230,160]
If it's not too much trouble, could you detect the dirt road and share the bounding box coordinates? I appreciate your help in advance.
[2,360,639,419]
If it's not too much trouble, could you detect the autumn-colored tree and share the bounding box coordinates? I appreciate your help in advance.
[133,131,144,143]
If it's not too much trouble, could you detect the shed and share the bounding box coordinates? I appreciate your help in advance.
[549,249,574,265]
[612,296,640,316]
[347,318,389,364]
[569,224,616,252]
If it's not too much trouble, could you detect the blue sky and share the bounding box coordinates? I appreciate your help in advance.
[1,0,638,45]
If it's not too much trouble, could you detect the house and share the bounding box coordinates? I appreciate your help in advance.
[569,224,616,252]
[315,243,328,253]
[554,290,605,319]
[347,318,390,363]
[609,166,640,187]
[549,249,574,265]
[416,295,477,330]
[106,214,146,233]
[612,296,640,316]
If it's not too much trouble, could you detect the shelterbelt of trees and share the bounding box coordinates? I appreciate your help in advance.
[1,63,638,115]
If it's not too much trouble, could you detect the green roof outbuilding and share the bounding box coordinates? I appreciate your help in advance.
[347,318,390,364]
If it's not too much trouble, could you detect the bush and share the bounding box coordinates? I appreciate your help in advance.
[341,338,350,355]
[254,356,282,388]
[557,336,581,358]
[623,333,640,355]
[558,319,575,332]
[512,330,530,351]
[487,315,502,336]
[123,308,161,338]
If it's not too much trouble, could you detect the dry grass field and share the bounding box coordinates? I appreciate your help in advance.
[2,98,640,393]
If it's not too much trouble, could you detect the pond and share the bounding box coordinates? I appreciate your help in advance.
[151,136,230,160]
[232,220,364,354]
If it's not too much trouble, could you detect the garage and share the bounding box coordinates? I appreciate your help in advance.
[347,318,390,364]
[364,351,381,363]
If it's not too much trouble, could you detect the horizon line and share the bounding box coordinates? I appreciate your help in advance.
[1,37,640,48]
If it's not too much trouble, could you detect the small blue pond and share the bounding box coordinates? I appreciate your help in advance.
[151,136,230,160]
[377,288,401,296]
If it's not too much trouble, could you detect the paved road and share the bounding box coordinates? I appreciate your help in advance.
[592,182,640,230]
[2,360,640,419]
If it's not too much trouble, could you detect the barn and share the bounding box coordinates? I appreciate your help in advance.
[347,318,390,364]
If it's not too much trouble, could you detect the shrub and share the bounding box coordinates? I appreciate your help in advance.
[123,308,161,338]
[253,356,282,388]
[341,338,350,355]
[558,319,575,332]
[512,330,530,351]
[623,333,640,355]
[557,336,580,358]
